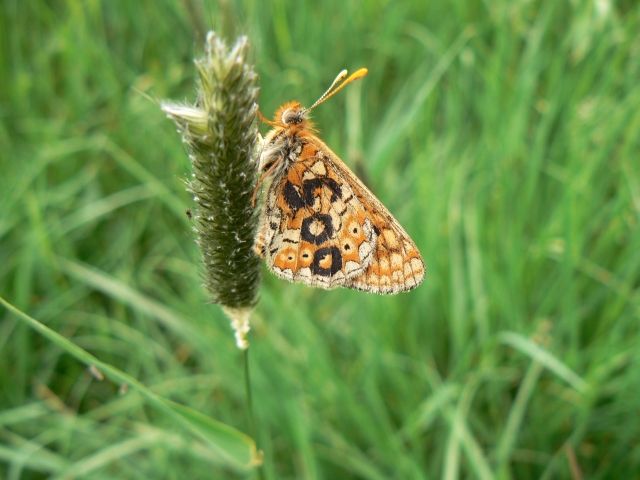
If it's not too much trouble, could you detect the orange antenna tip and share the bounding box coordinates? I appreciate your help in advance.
[350,67,368,80]
[304,67,368,114]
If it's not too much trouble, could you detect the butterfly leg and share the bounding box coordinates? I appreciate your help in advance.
[251,159,281,207]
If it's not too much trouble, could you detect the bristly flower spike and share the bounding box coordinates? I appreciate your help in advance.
[162,31,261,349]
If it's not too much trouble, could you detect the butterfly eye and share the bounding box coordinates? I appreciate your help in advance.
[282,108,303,125]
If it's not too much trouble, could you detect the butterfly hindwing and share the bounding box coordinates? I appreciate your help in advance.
[256,140,424,293]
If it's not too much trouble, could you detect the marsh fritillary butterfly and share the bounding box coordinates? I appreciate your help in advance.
[254,69,425,294]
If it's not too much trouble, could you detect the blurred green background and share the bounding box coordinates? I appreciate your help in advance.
[2,0,639,478]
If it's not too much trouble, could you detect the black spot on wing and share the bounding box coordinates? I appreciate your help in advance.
[301,212,333,245]
[283,181,305,211]
[310,246,342,277]
[303,177,342,205]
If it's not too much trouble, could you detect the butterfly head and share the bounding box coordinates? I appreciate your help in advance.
[273,101,308,128]
[257,69,369,180]
[264,68,368,131]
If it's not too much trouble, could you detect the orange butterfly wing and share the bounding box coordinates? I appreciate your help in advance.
[255,138,425,294]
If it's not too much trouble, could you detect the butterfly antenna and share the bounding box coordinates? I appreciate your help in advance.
[302,68,368,114]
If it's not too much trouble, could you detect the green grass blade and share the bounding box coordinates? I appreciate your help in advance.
[0,296,260,471]
[499,332,589,394]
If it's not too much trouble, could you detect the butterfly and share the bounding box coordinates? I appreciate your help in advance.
[253,68,425,294]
